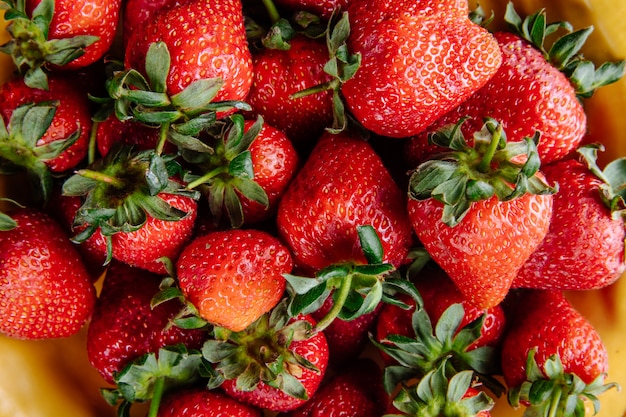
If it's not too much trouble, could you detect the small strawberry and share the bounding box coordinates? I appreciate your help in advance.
[203,304,329,412]
[276,129,413,273]
[0,0,122,89]
[86,260,207,385]
[501,289,617,417]
[405,5,625,168]
[340,0,502,138]
[514,144,626,290]
[407,118,554,309]
[279,358,388,417]
[0,207,96,339]
[176,228,292,332]
[0,75,91,202]
[158,387,262,417]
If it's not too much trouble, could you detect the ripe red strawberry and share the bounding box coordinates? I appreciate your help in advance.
[86,260,206,385]
[1,0,121,88]
[122,0,173,49]
[94,114,175,158]
[245,35,334,146]
[277,129,413,273]
[514,145,626,290]
[0,75,91,201]
[176,228,292,332]
[340,0,502,138]
[407,119,554,309]
[124,0,252,103]
[280,358,388,417]
[0,207,96,340]
[206,309,329,412]
[61,146,199,274]
[405,5,625,168]
[501,289,617,416]
[158,387,262,417]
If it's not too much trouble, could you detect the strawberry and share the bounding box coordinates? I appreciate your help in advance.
[183,115,299,227]
[124,0,252,104]
[245,34,334,146]
[276,129,412,273]
[1,0,121,89]
[407,118,554,309]
[272,0,352,20]
[122,0,173,50]
[158,387,262,417]
[339,0,502,138]
[204,306,329,412]
[94,114,175,158]
[61,145,199,274]
[0,207,95,339]
[86,260,206,385]
[176,228,292,332]
[279,358,388,417]
[501,289,617,416]
[0,75,91,202]
[514,145,626,290]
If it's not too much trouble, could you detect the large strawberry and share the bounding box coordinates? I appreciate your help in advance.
[0,75,91,202]
[514,145,626,290]
[407,118,554,309]
[405,5,625,168]
[158,387,262,417]
[501,289,617,416]
[176,228,292,332]
[0,207,96,339]
[0,0,121,89]
[339,0,502,138]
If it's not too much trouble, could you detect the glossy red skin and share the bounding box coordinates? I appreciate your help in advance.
[375,267,506,365]
[0,75,91,172]
[95,115,176,157]
[221,315,329,412]
[86,261,207,384]
[239,120,299,224]
[280,358,387,417]
[276,130,413,274]
[245,36,334,146]
[408,193,553,309]
[176,229,292,332]
[0,208,96,340]
[273,0,352,19]
[405,32,586,169]
[501,289,609,388]
[26,0,122,69]
[158,387,262,417]
[514,158,626,290]
[341,0,502,138]
[124,0,252,102]
[122,0,174,49]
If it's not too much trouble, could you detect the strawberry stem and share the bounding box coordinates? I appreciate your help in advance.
[547,388,562,417]
[312,273,353,333]
[186,166,229,189]
[147,377,165,417]
[477,122,502,173]
[155,122,170,156]
[74,169,125,188]
[261,0,281,24]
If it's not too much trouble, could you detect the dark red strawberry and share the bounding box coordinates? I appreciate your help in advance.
[501,289,617,416]
[86,260,207,385]
[340,0,502,138]
[272,0,353,20]
[158,387,262,417]
[0,207,96,339]
[514,145,626,290]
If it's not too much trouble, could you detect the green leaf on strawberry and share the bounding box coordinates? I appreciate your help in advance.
[507,348,619,417]
[504,1,625,98]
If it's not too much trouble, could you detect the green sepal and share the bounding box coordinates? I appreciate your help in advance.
[408,118,555,227]
[0,211,17,231]
[262,18,296,50]
[150,274,210,331]
[504,1,625,98]
[507,348,619,417]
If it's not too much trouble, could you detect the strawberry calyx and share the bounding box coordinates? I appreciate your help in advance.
[102,344,205,417]
[503,2,626,99]
[201,300,319,400]
[507,348,619,417]
[0,0,98,90]
[101,41,249,156]
[284,225,420,334]
[61,144,199,262]
[408,117,556,226]
[388,361,495,417]
[0,101,80,203]
[182,114,269,228]
[576,144,626,220]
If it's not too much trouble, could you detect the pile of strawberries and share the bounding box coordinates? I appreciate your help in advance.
[1,0,625,416]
